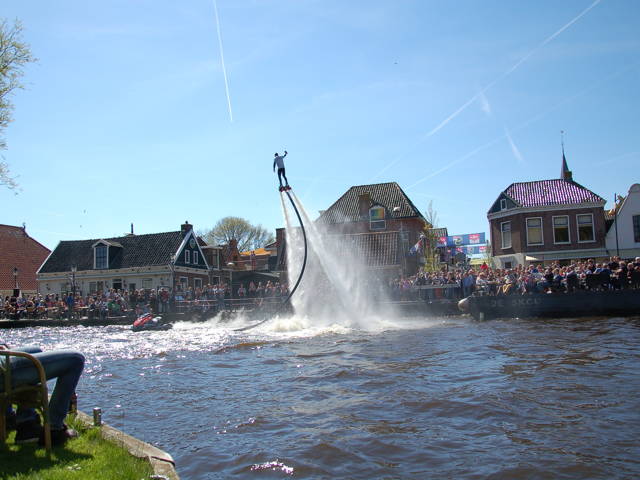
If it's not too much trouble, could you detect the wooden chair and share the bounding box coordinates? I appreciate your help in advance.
[0,350,52,452]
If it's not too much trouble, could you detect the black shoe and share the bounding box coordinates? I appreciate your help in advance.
[39,424,78,447]
[15,418,42,444]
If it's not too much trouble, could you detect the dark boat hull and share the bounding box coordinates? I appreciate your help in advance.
[462,289,640,320]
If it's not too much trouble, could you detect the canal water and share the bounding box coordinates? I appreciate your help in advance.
[3,314,639,479]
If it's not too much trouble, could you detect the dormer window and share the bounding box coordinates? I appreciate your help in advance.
[500,199,507,211]
[370,206,386,230]
[95,245,108,269]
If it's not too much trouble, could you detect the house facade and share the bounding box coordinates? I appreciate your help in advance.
[310,182,428,279]
[488,159,607,268]
[605,183,640,259]
[0,224,50,297]
[37,222,210,295]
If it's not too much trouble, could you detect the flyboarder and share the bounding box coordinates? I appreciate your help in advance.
[273,150,290,191]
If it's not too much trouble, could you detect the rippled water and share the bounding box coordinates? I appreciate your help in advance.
[3,314,640,479]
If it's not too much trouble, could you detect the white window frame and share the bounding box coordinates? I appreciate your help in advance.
[552,215,571,244]
[576,213,595,243]
[185,250,191,263]
[194,278,202,289]
[179,276,188,288]
[193,251,199,265]
[94,244,108,269]
[500,198,507,211]
[142,278,153,289]
[525,217,544,246]
[500,221,512,249]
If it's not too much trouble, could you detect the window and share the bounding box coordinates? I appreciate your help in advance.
[369,206,386,230]
[526,217,543,245]
[553,216,570,244]
[504,261,513,269]
[501,221,512,249]
[634,215,640,243]
[142,278,153,289]
[89,282,97,294]
[179,277,188,289]
[95,245,108,269]
[500,199,507,211]
[193,251,199,265]
[194,278,202,289]
[577,214,595,242]
[185,250,191,263]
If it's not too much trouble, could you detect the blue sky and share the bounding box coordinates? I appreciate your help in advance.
[2,0,639,250]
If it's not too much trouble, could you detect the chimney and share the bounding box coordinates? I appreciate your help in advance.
[131,223,134,235]
[181,221,192,237]
[358,192,371,219]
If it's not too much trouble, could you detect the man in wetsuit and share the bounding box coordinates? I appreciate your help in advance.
[273,150,289,190]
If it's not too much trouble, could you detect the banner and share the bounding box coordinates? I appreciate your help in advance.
[454,245,488,255]
[436,232,485,247]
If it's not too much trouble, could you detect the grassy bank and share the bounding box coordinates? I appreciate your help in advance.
[0,416,153,480]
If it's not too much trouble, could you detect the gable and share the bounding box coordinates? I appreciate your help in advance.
[174,230,209,270]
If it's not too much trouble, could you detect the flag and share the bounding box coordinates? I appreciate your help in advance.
[409,236,424,255]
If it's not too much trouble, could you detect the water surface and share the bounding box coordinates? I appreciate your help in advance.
[4,315,639,479]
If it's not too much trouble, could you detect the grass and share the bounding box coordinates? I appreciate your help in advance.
[0,415,154,480]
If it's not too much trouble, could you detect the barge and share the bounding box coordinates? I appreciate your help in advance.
[458,289,640,321]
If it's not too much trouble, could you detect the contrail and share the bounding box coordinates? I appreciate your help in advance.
[213,0,233,122]
[371,0,603,181]
[505,127,525,164]
[424,0,602,138]
[405,62,636,190]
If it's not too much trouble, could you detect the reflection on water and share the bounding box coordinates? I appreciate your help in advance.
[3,315,640,480]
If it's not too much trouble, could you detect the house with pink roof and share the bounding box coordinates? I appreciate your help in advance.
[487,155,607,268]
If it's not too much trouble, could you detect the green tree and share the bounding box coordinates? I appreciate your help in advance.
[1,19,36,190]
[422,200,440,271]
[202,216,275,252]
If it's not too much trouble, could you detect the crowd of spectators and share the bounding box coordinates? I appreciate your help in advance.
[390,256,640,300]
[1,280,290,320]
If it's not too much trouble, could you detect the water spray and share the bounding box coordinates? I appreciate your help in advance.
[234,189,307,332]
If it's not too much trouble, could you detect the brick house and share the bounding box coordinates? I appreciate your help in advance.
[487,158,607,268]
[0,224,50,297]
[37,222,210,295]
[310,182,428,279]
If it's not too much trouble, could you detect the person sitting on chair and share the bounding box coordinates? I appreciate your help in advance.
[1,343,85,446]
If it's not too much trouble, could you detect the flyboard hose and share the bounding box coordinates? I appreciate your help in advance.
[234,189,307,332]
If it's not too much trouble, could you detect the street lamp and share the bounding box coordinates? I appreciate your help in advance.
[13,267,18,289]
[227,262,234,298]
[70,265,77,296]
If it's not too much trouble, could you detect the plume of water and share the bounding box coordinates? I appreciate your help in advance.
[282,192,397,330]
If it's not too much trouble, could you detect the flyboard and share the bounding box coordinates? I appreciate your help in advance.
[234,185,307,332]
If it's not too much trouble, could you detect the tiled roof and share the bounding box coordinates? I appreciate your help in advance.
[504,179,604,208]
[338,231,399,267]
[318,182,424,224]
[0,225,51,291]
[39,231,184,273]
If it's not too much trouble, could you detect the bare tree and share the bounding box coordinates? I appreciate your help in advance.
[1,19,36,190]
[422,200,440,271]
[201,216,275,252]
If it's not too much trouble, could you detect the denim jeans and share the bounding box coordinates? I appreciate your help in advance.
[2,346,85,429]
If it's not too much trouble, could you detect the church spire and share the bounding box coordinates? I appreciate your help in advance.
[560,130,573,182]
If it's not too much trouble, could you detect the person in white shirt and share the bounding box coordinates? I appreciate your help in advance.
[273,150,289,189]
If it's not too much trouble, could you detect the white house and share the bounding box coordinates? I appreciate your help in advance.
[605,183,640,259]
[37,222,211,295]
